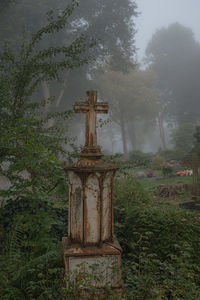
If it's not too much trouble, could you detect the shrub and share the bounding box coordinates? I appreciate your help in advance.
[162,165,173,176]
[151,155,165,170]
[129,151,153,167]
[114,177,200,299]
[0,196,66,299]
[114,175,150,211]
[158,148,185,161]
[170,122,195,155]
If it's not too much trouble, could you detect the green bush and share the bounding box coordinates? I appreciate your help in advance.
[129,151,153,167]
[151,155,165,170]
[114,175,150,210]
[194,126,200,157]
[0,197,66,299]
[170,123,195,155]
[162,165,173,176]
[158,148,186,161]
[114,177,200,299]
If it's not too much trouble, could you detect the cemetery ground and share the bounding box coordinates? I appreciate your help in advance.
[1,152,200,299]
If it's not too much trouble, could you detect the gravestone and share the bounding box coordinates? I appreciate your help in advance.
[183,149,200,200]
[180,149,200,210]
[191,149,200,199]
[62,90,122,290]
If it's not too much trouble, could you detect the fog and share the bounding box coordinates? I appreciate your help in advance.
[136,0,200,62]
[1,0,200,157]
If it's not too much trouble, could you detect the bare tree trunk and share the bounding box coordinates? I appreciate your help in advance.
[42,72,69,109]
[42,72,69,128]
[42,80,54,128]
[127,120,137,151]
[55,71,69,108]
[158,113,167,149]
[120,115,128,155]
[42,80,51,110]
[107,126,115,153]
[42,81,55,128]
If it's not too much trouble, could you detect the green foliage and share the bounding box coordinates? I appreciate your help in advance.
[0,0,138,126]
[129,150,153,167]
[1,170,200,299]
[194,125,200,156]
[0,196,67,299]
[0,0,138,69]
[114,175,150,212]
[0,0,95,202]
[114,177,200,299]
[171,122,195,155]
[162,165,173,177]
[103,153,123,164]
[151,155,165,170]
[0,1,94,124]
[158,148,185,161]
[0,2,95,299]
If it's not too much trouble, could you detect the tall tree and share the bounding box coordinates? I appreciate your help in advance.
[94,66,160,154]
[0,0,138,142]
[146,23,200,125]
[0,1,94,197]
[0,0,138,101]
[0,0,15,12]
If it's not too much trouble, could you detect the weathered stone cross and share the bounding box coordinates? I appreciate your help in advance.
[74,90,108,149]
[63,90,122,291]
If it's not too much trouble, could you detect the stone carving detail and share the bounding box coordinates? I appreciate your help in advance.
[68,171,83,241]
[84,174,100,244]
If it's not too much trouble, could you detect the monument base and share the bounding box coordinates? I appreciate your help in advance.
[62,236,122,289]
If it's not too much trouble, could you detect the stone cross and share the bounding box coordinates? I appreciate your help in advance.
[74,90,108,149]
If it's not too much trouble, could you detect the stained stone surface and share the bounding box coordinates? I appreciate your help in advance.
[67,169,116,246]
[63,236,122,289]
[68,255,121,287]
[68,171,83,241]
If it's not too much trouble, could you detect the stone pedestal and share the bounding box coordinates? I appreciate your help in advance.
[63,159,122,289]
[63,236,122,289]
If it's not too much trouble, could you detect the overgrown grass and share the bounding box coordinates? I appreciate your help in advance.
[138,175,193,190]
[1,170,199,299]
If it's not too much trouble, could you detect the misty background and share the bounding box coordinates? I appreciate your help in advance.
[1,0,200,157]
[136,0,200,62]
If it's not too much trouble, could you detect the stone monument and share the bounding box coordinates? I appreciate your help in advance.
[62,90,122,290]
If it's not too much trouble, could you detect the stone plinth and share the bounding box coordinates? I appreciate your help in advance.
[62,236,122,289]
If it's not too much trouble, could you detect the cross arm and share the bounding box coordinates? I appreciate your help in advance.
[95,103,109,113]
[74,102,90,113]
